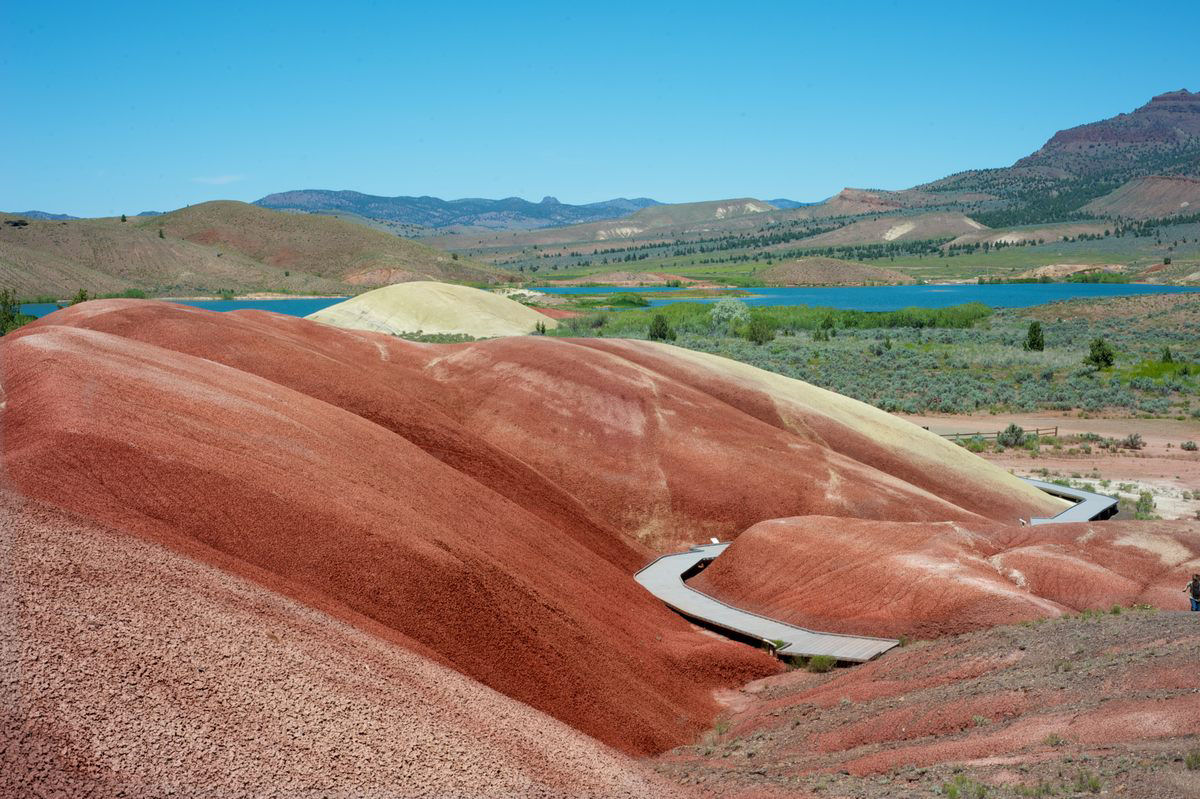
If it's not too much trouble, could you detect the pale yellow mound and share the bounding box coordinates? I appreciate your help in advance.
[306,281,558,338]
[643,344,1070,517]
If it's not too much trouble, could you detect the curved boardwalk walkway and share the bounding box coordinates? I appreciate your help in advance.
[634,478,1120,663]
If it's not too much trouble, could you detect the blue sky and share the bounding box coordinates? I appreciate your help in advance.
[3,0,1197,216]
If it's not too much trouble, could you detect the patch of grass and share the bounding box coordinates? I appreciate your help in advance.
[1013,780,1057,798]
[1073,769,1101,794]
[1185,749,1200,770]
[1044,732,1067,747]
[943,774,990,799]
[806,654,837,673]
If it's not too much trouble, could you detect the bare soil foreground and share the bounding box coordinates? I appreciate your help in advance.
[1,492,690,798]
[654,610,1200,799]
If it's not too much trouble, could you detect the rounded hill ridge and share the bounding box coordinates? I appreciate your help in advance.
[306,280,557,337]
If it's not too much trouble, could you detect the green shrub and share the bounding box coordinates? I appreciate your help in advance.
[648,314,676,342]
[806,654,837,673]
[1186,749,1200,770]
[1134,491,1157,520]
[744,315,776,345]
[1182,440,1198,451]
[1084,337,1115,368]
[997,423,1026,448]
[709,298,750,331]
[0,288,36,335]
[1120,432,1145,450]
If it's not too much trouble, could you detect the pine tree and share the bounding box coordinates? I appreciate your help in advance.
[1023,321,1044,351]
[1084,337,1114,369]
[648,314,675,342]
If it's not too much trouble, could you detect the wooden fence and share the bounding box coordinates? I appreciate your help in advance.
[929,426,1059,441]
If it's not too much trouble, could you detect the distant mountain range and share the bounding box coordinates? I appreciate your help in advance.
[11,210,79,220]
[254,190,661,231]
[766,198,821,209]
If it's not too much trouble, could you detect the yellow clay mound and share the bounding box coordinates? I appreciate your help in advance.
[307,281,557,338]
[643,344,1070,517]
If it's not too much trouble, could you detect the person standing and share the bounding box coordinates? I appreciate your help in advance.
[1186,574,1200,612]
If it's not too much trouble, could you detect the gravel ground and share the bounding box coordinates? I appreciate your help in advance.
[653,610,1200,798]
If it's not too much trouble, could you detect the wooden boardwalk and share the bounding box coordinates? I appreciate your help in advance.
[634,543,899,662]
[634,478,1119,663]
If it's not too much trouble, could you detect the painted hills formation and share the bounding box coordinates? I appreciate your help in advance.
[306,280,557,337]
[4,299,1198,794]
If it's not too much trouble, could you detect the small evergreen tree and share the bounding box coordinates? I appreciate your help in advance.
[120,213,127,222]
[1162,346,1174,363]
[648,313,675,342]
[158,228,165,238]
[1023,321,1044,351]
[70,288,89,305]
[1084,337,1115,368]
[1,288,21,334]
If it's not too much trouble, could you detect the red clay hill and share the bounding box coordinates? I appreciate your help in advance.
[2,490,695,799]
[4,299,1192,793]
[692,516,1200,640]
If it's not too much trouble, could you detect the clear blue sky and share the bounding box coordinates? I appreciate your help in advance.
[3,0,1197,217]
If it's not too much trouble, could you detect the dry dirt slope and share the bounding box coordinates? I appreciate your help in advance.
[0,491,691,799]
[149,201,500,285]
[654,609,1200,799]
[0,201,499,297]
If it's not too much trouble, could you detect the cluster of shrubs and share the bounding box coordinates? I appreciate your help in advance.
[552,300,1198,416]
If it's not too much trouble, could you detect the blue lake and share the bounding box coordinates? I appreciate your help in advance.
[18,283,1200,319]
[20,297,348,319]
[535,283,1200,311]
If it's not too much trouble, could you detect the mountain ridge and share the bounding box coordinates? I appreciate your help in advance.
[255,189,660,231]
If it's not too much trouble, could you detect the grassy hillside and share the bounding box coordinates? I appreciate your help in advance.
[144,201,500,286]
[760,257,914,286]
[1083,176,1200,219]
[0,202,501,299]
[1,212,345,298]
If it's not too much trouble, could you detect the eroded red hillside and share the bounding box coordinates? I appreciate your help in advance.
[0,313,778,756]
[1,491,695,798]
[691,515,1200,639]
